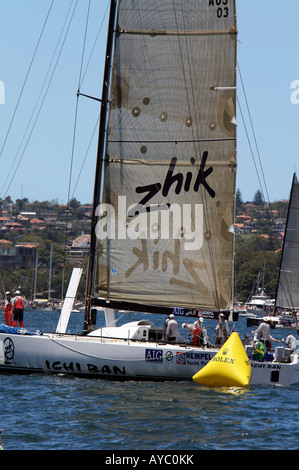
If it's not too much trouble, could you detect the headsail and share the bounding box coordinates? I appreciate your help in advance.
[91,0,237,315]
[276,174,299,310]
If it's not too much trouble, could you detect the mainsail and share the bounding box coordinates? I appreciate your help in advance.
[276,174,299,310]
[91,0,237,315]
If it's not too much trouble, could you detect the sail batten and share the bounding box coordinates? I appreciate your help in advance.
[118,28,236,36]
[92,0,237,314]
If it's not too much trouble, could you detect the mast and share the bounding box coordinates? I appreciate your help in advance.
[48,242,53,300]
[84,0,118,332]
[33,251,38,301]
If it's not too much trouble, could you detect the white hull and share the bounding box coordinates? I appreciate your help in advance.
[0,330,299,386]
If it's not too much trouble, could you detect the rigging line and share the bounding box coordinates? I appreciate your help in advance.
[71,113,100,199]
[3,0,79,199]
[66,0,91,205]
[237,63,269,199]
[0,0,55,160]
[63,0,91,285]
[237,96,265,203]
[237,62,274,219]
[80,0,110,87]
[77,0,91,91]
[0,0,76,199]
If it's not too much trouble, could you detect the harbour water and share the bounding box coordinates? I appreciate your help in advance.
[0,310,298,451]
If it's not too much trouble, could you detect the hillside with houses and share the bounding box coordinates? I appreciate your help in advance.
[0,191,290,305]
[0,196,92,304]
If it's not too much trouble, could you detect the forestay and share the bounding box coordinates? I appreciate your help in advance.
[94,0,237,313]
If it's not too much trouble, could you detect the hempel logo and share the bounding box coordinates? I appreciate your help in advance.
[0,81,5,104]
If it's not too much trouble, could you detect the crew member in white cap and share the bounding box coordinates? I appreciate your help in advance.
[165,314,182,342]
[3,291,12,326]
[12,290,26,328]
[193,312,203,329]
[193,314,210,347]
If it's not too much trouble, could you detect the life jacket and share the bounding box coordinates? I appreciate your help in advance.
[14,296,24,309]
[4,299,12,313]
[192,327,202,345]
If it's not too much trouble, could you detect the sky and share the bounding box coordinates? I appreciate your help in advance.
[0,0,299,205]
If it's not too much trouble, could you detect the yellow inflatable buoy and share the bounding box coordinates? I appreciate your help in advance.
[192,332,252,388]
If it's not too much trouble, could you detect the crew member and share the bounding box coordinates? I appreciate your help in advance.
[3,291,12,326]
[285,334,297,352]
[162,314,171,340]
[191,325,203,346]
[12,290,26,328]
[183,322,206,346]
[193,312,203,328]
[165,314,182,342]
[253,318,280,351]
[215,313,230,346]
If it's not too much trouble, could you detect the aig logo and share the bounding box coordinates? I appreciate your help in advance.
[145,349,163,363]
[290,80,299,105]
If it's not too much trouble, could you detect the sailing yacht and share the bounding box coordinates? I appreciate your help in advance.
[0,0,299,386]
[248,175,299,330]
[274,174,299,330]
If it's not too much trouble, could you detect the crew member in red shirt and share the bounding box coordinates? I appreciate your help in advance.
[3,291,12,326]
[12,290,26,328]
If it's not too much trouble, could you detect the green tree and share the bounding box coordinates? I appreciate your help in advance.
[253,189,264,206]
[236,188,244,215]
[235,236,281,302]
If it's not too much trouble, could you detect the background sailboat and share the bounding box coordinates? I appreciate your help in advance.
[275,173,299,313]
[247,174,299,329]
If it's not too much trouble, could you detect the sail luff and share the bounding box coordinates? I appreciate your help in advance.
[274,173,296,312]
[84,0,118,331]
[92,0,237,314]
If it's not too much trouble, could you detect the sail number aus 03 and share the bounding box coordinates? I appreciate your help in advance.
[208,0,230,19]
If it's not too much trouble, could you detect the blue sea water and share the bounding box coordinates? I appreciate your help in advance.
[0,310,298,451]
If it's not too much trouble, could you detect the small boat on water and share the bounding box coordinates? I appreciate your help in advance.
[246,315,295,329]
[245,289,274,316]
[0,0,299,386]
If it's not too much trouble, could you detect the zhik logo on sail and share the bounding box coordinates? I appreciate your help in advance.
[95,154,215,251]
